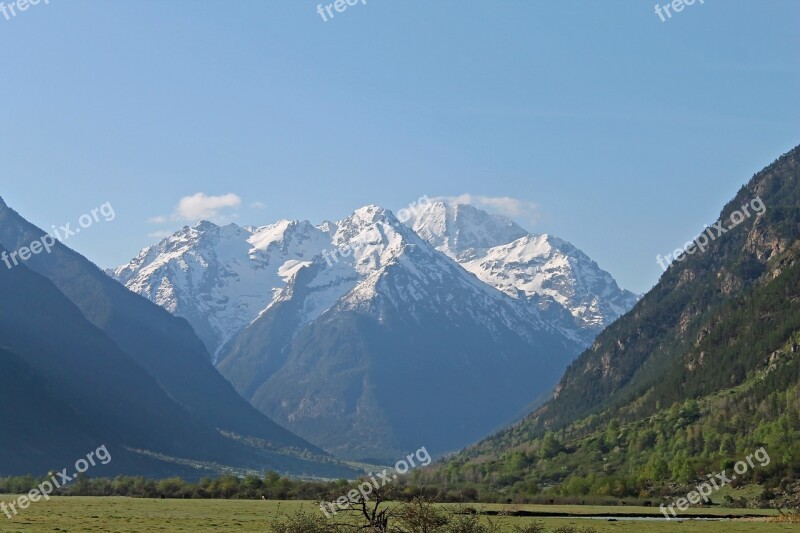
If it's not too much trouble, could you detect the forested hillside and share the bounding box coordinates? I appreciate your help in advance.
[420,146,800,508]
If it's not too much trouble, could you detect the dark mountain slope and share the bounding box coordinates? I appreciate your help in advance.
[0,244,360,478]
[0,347,178,478]
[0,248,248,463]
[0,197,317,454]
[0,347,100,476]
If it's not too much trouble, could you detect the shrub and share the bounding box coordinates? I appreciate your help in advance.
[512,521,547,533]
[268,509,336,533]
[446,513,498,533]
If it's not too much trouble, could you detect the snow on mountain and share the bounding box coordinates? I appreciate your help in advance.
[408,200,529,260]
[462,233,639,331]
[110,220,330,357]
[407,201,639,336]
[254,205,558,345]
[320,206,557,337]
[111,200,637,361]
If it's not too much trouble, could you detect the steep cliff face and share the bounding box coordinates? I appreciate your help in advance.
[538,146,799,429]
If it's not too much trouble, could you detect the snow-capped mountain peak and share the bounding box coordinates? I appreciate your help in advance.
[406,201,639,335]
[212,205,584,460]
[110,218,331,356]
[407,200,529,260]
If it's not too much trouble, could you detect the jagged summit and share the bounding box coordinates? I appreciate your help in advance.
[408,201,529,260]
[407,200,639,335]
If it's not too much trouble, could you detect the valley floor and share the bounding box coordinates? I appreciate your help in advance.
[0,496,794,532]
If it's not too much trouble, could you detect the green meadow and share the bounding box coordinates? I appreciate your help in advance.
[0,496,795,532]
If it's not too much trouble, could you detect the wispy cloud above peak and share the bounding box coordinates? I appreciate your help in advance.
[149,192,242,225]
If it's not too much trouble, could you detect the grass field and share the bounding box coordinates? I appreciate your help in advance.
[0,496,795,532]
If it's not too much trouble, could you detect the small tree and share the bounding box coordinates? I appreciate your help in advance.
[391,497,449,533]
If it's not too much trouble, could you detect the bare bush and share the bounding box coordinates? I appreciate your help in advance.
[269,508,339,533]
[511,522,548,533]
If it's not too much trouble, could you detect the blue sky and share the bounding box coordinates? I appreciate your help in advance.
[1,0,797,294]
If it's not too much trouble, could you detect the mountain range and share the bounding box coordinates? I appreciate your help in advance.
[111,201,638,461]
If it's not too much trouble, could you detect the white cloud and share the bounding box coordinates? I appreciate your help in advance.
[433,194,540,229]
[250,201,267,209]
[149,192,242,224]
[177,192,241,221]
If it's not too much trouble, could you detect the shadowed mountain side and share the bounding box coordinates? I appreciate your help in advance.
[0,198,319,454]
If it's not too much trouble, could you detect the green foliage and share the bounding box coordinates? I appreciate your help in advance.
[539,432,562,460]
[446,513,498,533]
[0,471,348,501]
[511,522,547,533]
[393,497,450,532]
